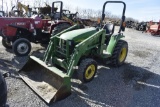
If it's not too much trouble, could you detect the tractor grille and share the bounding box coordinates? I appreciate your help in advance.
[55,39,75,59]
[55,39,69,59]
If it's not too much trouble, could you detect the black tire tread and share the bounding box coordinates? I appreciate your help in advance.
[2,38,12,49]
[77,58,97,83]
[111,40,128,67]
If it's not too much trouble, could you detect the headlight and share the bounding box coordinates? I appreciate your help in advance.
[68,41,72,46]
[68,40,74,46]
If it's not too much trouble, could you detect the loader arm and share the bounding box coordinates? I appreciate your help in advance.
[43,24,81,63]
[62,15,84,26]
[17,2,29,14]
[62,16,75,25]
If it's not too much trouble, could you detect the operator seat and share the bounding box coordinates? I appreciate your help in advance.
[103,23,115,36]
[103,23,115,44]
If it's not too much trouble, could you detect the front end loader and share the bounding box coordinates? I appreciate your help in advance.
[18,1,127,103]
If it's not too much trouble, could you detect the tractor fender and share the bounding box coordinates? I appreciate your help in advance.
[106,34,124,56]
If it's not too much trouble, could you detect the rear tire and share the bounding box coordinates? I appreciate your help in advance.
[77,58,97,83]
[2,38,12,49]
[0,73,7,107]
[12,38,31,56]
[110,40,128,67]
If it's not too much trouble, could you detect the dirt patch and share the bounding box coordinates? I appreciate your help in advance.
[37,82,57,95]
[132,50,151,58]
[7,84,20,98]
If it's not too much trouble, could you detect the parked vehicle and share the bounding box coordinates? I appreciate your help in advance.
[0,1,84,56]
[136,22,147,31]
[150,21,160,36]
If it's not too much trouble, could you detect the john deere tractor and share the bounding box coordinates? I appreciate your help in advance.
[18,1,128,103]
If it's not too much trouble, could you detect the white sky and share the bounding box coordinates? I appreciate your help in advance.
[1,0,160,22]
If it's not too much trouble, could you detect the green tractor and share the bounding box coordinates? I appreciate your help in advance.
[18,1,128,103]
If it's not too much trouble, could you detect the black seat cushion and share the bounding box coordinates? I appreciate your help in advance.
[103,23,115,35]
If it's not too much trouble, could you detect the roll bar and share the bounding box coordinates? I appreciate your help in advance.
[101,1,126,33]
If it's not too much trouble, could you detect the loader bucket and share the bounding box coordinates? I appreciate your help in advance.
[18,56,71,103]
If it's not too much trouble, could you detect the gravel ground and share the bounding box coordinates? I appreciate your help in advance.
[0,27,160,107]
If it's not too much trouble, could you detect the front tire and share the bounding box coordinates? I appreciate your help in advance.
[12,38,31,56]
[77,58,97,83]
[0,73,7,107]
[111,40,128,67]
[2,38,12,49]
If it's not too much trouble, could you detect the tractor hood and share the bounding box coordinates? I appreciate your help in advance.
[60,27,97,43]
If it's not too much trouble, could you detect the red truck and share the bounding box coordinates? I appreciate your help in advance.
[150,21,160,36]
[0,1,71,56]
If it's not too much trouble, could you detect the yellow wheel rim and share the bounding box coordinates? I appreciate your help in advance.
[119,47,127,62]
[85,64,96,80]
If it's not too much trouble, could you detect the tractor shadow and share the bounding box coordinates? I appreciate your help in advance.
[55,63,160,107]
[30,48,45,59]
[0,58,21,80]
[0,48,46,80]
[5,48,13,53]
